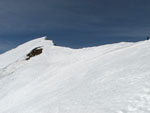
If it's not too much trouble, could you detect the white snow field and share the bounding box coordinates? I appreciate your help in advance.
[0,37,150,113]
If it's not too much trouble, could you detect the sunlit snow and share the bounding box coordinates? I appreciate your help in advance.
[0,37,150,113]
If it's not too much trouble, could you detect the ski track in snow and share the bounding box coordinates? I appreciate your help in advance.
[0,59,26,77]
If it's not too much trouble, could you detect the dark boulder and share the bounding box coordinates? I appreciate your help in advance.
[26,47,43,60]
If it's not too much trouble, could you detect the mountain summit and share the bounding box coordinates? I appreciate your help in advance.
[0,37,150,113]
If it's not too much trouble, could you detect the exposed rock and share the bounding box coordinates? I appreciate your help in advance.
[26,47,43,60]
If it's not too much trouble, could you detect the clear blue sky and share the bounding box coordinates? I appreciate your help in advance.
[0,0,149,53]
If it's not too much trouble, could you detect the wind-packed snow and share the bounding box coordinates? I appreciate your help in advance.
[0,37,150,113]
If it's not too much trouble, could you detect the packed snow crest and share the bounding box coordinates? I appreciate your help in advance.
[0,37,150,113]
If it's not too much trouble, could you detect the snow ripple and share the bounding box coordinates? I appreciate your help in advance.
[118,84,150,113]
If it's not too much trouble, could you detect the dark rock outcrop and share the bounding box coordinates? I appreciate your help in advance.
[26,47,43,60]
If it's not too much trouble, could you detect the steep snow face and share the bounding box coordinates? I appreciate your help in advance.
[0,38,150,113]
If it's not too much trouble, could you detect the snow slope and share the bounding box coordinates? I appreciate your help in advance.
[0,37,150,113]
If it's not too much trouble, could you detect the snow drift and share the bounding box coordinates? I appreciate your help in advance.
[0,37,150,113]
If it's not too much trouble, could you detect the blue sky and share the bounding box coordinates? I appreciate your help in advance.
[0,0,150,53]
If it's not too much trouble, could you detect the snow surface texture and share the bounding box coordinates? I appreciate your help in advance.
[0,37,150,113]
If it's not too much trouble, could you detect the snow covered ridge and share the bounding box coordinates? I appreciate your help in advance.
[0,37,54,68]
[0,37,150,113]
